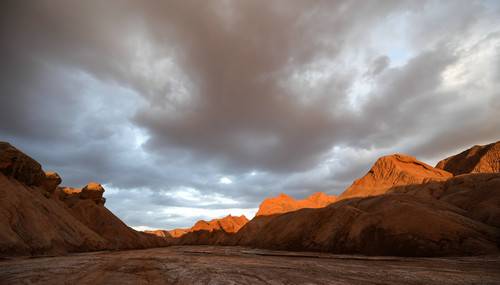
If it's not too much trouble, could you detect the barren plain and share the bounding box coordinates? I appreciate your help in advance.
[1,246,499,285]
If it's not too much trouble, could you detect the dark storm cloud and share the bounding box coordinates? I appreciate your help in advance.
[133,1,419,172]
[1,0,499,229]
[1,0,415,172]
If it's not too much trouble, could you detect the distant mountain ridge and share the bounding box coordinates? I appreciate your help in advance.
[256,192,337,216]
[167,141,500,256]
[158,192,336,237]
[2,140,499,257]
[147,215,249,238]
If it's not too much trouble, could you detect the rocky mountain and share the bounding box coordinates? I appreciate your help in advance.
[256,192,337,216]
[0,142,166,256]
[436,141,500,175]
[191,214,249,233]
[173,144,499,256]
[2,140,499,257]
[152,215,249,239]
[183,171,500,257]
[339,154,452,200]
[162,192,336,242]
[231,173,500,256]
[167,228,189,238]
[144,230,172,238]
[146,215,249,240]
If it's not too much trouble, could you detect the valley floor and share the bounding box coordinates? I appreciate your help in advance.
[1,246,499,285]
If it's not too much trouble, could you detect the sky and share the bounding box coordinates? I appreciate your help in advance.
[1,1,499,230]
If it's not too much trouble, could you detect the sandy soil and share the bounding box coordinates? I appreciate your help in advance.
[1,246,499,285]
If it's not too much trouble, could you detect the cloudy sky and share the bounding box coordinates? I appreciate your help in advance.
[1,1,499,230]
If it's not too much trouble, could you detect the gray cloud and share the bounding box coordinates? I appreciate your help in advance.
[1,0,499,229]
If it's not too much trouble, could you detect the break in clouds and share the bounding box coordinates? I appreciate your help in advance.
[1,1,499,229]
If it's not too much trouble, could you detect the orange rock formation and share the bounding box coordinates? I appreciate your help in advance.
[160,215,249,239]
[232,173,500,256]
[339,154,452,200]
[2,140,499,257]
[256,192,337,216]
[175,144,500,256]
[0,142,167,257]
[436,141,500,175]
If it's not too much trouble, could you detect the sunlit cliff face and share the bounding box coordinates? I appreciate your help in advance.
[1,1,499,229]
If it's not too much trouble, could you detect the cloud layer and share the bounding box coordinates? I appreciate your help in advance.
[1,0,499,229]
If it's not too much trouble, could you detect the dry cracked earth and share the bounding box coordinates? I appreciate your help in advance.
[1,246,499,285]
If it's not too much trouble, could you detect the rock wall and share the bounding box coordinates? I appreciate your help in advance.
[0,142,167,257]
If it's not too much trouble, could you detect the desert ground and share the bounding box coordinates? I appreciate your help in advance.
[1,246,499,285]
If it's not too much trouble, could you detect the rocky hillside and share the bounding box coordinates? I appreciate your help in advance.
[159,191,336,242]
[190,215,249,233]
[256,192,337,216]
[167,228,189,238]
[339,154,452,200]
[2,140,499,257]
[231,173,500,256]
[144,230,172,238]
[436,141,500,175]
[172,143,500,256]
[148,215,249,239]
[0,142,167,256]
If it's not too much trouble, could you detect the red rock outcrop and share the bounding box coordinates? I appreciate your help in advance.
[0,141,167,256]
[147,215,249,241]
[168,228,189,238]
[389,173,500,228]
[144,230,172,238]
[230,173,500,256]
[256,192,337,216]
[42,171,62,194]
[175,144,500,256]
[3,139,500,258]
[0,142,45,187]
[0,174,109,256]
[57,183,106,206]
[191,214,249,233]
[80,182,106,205]
[436,141,500,175]
[339,154,452,200]
[64,196,165,250]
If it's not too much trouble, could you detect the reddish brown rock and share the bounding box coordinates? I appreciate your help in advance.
[2,139,499,258]
[168,228,189,238]
[436,141,500,175]
[176,145,500,257]
[80,182,106,205]
[58,186,81,196]
[180,215,249,235]
[0,142,45,187]
[339,154,452,200]
[57,183,106,205]
[191,215,249,233]
[42,171,62,194]
[390,173,500,228]
[0,173,109,256]
[0,142,167,256]
[64,198,167,250]
[231,173,500,256]
[144,230,172,238]
[176,227,233,246]
[256,192,337,216]
[165,215,249,240]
